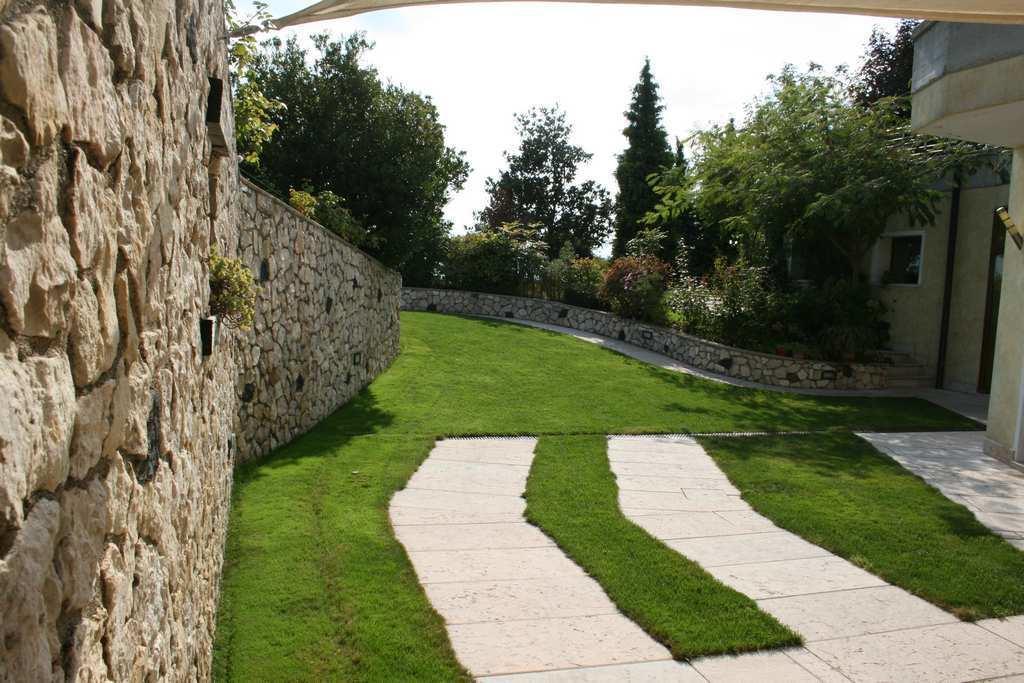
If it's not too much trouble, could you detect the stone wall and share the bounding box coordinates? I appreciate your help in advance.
[234,180,401,460]
[402,288,890,390]
[0,0,240,679]
[0,0,401,678]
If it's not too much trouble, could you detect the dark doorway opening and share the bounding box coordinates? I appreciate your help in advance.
[978,212,1006,394]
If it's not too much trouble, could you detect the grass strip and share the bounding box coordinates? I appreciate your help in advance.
[212,433,470,682]
[524,434,801,658]
[702,432,1024,620]
[329,313,981,437]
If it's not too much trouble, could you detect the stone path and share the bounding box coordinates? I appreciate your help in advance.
[859,431,1024,551]
[496,317,990,424]
[394,436,1024,681]
[390,438,700,679]
[609,435,1024,682]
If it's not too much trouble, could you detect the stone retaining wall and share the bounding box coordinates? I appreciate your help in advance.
[0,1,240,679]
[402,288,889,390]
[234,181,400,461]
[0,1,401,679]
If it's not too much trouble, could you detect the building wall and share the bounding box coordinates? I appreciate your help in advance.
[871,182,1008,392]
[234,181,401,461]
[987,149,1024,461]
[0,1,402,678]
[402,288,890,390]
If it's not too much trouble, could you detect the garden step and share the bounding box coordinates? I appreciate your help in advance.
[887,376,935,389]
[886,363,933,379]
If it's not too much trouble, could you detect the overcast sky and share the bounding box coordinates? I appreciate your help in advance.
[240,2,899,246]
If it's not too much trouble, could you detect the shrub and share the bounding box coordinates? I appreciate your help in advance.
[313,191,373,249]
[600,256,670,322]
[666,258,778,348]
[288,188,317,217]
[785,279,888,360]
[443,223,546,296]
[209,248,257,330]
[564,257,607,309]
[625,227,666,259]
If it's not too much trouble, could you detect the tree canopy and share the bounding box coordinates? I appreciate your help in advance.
[479,106,612,258]
[241,33,469,285]
[612,59,674,258]
[648,65,955,282]
[852,19,919,113]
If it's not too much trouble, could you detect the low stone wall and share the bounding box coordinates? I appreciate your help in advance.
[402,288,889,390]
[234,182,401,460]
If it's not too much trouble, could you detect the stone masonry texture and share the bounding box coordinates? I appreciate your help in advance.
[234,180,400,461]
[0,1,400,679]
[402,288,889,390]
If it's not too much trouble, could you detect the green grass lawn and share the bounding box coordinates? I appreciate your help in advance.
[213,312,984,680]
[702,433,1024,620]
[525,435,801,658]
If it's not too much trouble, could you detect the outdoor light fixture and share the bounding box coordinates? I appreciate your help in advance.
[997,207,1023,251]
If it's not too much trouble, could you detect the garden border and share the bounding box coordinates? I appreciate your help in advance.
[401,287,890,390]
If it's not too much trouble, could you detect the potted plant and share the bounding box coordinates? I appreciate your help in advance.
[203,247,257,356]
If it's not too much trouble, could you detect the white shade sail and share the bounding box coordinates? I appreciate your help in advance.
[275,0,1024,28]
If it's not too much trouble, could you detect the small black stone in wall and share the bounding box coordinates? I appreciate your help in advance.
[295,375,305,391]
[505,311,514,319]
[353,352,362,365]
[821,370,837,381]
[558,309,568,319]
[377,288,382,303]
[786,372,800,383]
[241,383,255,403]
[325,297,333,313]
[259,259,270,282]
[842,365,853,378]
[345,372,352,384]
[663,344,670,353]
[617,330,626,341]
[352,277,360,289]
[717,357,733,370]
[427,303,437,312]
[136,393,161,485]
[641,330,653,340]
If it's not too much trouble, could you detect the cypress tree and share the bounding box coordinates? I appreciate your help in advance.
[612,59,674,257]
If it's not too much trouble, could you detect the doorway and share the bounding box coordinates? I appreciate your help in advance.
[978,212,1006,394]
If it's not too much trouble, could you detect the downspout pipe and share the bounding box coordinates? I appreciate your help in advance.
[935,170,962,390]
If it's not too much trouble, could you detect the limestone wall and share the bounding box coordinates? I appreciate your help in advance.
[403,288,890,390]
[234,180,401,460]
[0,0,241,679]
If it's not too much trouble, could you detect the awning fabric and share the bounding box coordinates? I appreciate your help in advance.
[275,0,1024,28]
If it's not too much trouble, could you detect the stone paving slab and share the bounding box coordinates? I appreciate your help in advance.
[858,431,1024,547]
[666,531,830,568]
[979,615,1024,647]
[394,522,554,551]
[447,615,672,677]
[479,660,705,682]
[705,556,888,600]
[391,438,677,679]
[805,622,1024,682]
[616,474,735,493]
[424,577,618,624]
[608,435,1024,683]
[757,586,955,641]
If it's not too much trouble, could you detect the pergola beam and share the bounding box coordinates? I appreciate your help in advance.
[275,0,1024,28]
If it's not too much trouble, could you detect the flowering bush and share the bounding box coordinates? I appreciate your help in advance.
[600,256,670,322]
[564,257,607,309]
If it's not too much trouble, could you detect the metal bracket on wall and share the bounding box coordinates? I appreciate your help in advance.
[997,207,1023,250]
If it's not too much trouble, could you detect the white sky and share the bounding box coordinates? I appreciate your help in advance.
[242,2,898,248]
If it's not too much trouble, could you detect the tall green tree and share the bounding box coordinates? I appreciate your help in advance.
[612,59,674,258]
[242,34,469,285]
[852,19,919,114]
[480,106,612,258]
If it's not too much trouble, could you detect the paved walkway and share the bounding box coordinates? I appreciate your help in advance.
[494,317,990,424]
[859,431,1024,551]
[609,435,1024,682]
[390,438,699,679]
[394,436,1024,681]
